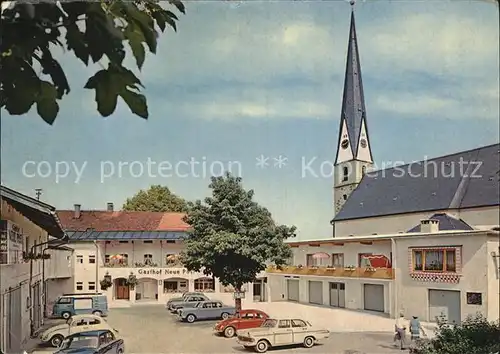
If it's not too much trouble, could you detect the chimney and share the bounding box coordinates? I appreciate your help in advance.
[420,219,439,233]
[107,202,114,212]
[74,204,81,219]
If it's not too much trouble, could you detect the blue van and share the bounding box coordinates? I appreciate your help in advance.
[52,293,108,319]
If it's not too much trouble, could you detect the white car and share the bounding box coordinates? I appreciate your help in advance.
[236,318,330,353]
[39,314,118,347]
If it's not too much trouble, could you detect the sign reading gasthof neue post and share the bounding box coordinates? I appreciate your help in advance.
[137,268,204,276]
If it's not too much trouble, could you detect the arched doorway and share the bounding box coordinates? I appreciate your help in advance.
[163,277,188,294]
[114,278,129,300]
[194,277,214,293]
[136,278,158,301]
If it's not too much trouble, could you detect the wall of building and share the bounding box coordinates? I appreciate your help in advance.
[45,248,73,279]
[0,199,51,352]
[394,232,496,322]
[334,206,499,237]
[70,241,266,305]
[267,274,392,315]
[486,238,499,321]
[102,239,184,266]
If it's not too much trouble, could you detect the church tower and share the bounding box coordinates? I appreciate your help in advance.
[334,5,374,215]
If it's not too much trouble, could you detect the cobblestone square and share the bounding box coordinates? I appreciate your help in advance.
[103,305,402,353]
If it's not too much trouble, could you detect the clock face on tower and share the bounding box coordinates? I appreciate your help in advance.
[360,138,367,148]
[341,139,349,149]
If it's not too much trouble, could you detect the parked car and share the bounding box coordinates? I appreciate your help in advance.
[214,309,269,338]
[168,294,209,313]
[52,293,108,319]
[54,329,124,354]
[40,314,118,347]
[165,292,204,309]
[178,300,237,323]
[236,318,330,353]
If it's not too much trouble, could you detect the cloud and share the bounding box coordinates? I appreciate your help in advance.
[373,84,499,120]
[363,12,499,80]
[130,2,499,122]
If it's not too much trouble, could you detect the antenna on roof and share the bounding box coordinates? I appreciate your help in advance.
[35,188,42,200]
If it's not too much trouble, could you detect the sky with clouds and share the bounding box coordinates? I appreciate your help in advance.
[1,0,499,240]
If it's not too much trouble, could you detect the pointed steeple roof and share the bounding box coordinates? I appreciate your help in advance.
[336,8,367,161]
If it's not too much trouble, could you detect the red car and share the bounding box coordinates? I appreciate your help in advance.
[214,309,269,338]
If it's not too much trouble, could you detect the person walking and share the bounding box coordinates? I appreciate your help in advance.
[394,312,408,350]
[410,315,427,341]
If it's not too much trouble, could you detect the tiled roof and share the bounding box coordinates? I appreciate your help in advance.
[57,210,189,232]
[333,143,500,221]
[407,213,474,233]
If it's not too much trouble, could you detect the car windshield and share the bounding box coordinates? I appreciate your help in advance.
[60,335,99,349]
[261,319,277,328]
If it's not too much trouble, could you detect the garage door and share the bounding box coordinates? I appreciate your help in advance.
[287,279,299,302]
[429,290,461,324]
[308,281,323,305]
[363,284,384,312]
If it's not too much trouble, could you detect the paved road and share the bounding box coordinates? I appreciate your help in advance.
[30,305,407,353]
[107,305,403,353]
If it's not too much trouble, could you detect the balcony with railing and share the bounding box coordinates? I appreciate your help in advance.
[103,257,183,268]
[266,265,394,280]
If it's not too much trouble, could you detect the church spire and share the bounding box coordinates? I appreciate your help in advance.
[334,5,373,165]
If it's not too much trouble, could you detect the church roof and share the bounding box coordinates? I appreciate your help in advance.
[406,213,473,233]
[332,143,500,221]
[335,10,371,163]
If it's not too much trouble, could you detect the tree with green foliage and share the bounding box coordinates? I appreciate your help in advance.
[123,185,189,212]
[180,173,295,311]
[0,0,184,124]
[412,314,500,354]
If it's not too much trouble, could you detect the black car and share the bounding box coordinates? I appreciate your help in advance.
[54,329,124,354]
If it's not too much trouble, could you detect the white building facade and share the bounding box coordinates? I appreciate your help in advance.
[59,205,270,306]
[0,186,73,354]
[266,224,499,324]
[69,240,269,305]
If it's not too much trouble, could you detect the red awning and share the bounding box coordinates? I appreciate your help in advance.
[362,255,392,268]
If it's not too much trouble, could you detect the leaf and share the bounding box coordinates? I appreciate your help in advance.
[125,24,146,69]
[40,49,70,98]
[163,12,177,32]
[123,4,157,53]
[84,70,118,117]
[36,81,59,125]
[85,65,146,118]
[151,10,166,32]
[119,90,148,119]
[169,0,186,14]
[65,23,89,65]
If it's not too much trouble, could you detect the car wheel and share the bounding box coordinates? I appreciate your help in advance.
[254,340,269,353]
[61,312,71,320]
[221,312,230,320]
[186,314,196,323]
[92,310,102,316]
[117,349,123,354]
[224,326,235,338]
[303,336,315,348]
[50,334,64,348]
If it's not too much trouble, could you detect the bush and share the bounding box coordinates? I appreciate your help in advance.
[414,314,500,354]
